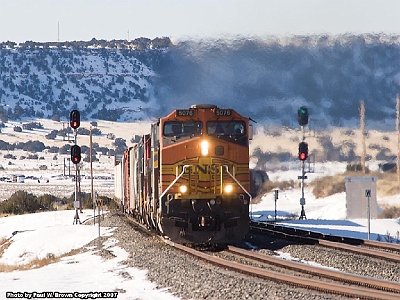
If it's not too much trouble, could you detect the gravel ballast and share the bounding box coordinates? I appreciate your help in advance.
[89,211,399,299]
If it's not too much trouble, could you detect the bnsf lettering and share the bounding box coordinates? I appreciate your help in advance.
[214,109,232,116]
[195,164,219,174]
[179,164,232,174]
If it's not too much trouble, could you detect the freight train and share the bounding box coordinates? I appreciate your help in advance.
[114,104,253,244]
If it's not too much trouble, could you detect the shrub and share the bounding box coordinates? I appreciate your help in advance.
[379,206,400,219]
[59,144,71,154]
[0,191,40,214]
[4,153,16,160]
[252,180,295,202]
[15,140,46,152]
[77,128,90,135]
[69,192,93,209]
[45,130,58,140]
[310,175,345,198]
[22,122,43,130]
[92,128,101,135]
[0,191,62,215]
[346,163,370,173]
[48,146,60,153]
[37,194,58,211]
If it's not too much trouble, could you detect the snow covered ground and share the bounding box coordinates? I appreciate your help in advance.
[1,187,399,300]
[0,210,180,300]
[252,189,400,241]
[1,119,400,299]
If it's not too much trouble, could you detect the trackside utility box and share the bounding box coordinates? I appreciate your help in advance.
[345,177,377,219]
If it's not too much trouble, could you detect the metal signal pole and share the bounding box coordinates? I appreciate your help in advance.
[297,107,309,220]
[396,95,400,184]
[70,110,82,224]
[360,101,366,174]
[73,128,81,224]
[90,126,95,225]
[299,125,307,220]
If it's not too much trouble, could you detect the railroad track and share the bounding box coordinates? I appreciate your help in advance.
[115,211,400,299]
[250,221,400,262]
[165,240,400,300]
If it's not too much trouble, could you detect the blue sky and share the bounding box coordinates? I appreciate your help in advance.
[1,0,399,43]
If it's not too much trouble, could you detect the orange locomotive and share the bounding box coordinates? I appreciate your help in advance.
[115,104,253,244]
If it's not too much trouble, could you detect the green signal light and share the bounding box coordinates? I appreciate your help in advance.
[298,106,309,126]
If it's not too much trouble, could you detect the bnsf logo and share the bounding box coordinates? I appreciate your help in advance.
[179,163,232,174]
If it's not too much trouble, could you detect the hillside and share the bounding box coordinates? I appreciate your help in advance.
[1,35,400,204]
[1,35,400,129]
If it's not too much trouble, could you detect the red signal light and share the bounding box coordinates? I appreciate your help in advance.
[298,142,308,161]
[70,110,80,129]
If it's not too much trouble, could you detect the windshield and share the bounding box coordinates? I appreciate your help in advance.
[207,121,246,136]
[163,121,203,137]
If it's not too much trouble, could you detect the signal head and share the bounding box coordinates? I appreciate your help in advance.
[297,106,309,126]
[298,142,308,161]
[70,110,80,129]
[71,145,81,164]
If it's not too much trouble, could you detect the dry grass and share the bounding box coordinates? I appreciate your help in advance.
[0,237,12,257]
[251,179,296,204]
[379,205,400,218]
[310,174,346,198]
[254,169,400,203]
[372,171,400,197]
[0,210,87,272]
[0,248,84,273]
[308,170,400,200]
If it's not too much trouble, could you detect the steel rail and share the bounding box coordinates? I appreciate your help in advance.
[228,245,400,294]
[164,240,400,300]
[318,239,400,263]
[251,222,400,262]
[363,239,400,251]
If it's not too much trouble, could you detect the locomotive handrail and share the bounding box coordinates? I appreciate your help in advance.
[160,164,191,199]
[223,165,252,203]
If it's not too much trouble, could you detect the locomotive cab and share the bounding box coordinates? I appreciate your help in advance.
[158,104,252,244]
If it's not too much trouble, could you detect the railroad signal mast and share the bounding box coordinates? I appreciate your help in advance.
[70,110,82,224]
[298,106,309,220]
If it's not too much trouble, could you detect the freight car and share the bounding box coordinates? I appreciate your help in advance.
[115,104,253,244]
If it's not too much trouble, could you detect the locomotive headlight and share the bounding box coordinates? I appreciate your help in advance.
[224,184,233,193]
[179,185,188,193]
[200,140,209,156]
